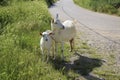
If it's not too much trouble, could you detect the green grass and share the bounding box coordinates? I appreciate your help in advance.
[74,0,120,16]
[0,0,69,80]
[1,0,120,80]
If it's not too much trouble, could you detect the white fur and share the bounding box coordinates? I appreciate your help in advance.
[51,14,76,59]
[52,20,76,42]
[40,30,54,61]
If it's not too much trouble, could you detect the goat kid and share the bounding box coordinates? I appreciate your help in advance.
[40,30,55,61]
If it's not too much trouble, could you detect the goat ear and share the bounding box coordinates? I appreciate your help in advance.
[49,32,54,35]
[51,19,54,23]
[40,32,42,36]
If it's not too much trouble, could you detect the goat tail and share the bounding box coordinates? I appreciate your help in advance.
[73,19,77,23]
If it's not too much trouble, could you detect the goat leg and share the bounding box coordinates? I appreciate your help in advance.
[69,38,74,52]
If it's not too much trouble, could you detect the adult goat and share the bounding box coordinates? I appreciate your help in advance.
[51,14,76,59]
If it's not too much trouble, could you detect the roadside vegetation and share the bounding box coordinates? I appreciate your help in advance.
[74,0,120,16]
[0,0,68,80]
[0,0,120,80]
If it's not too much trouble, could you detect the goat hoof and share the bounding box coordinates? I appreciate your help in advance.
[53,57,56,60]
[61,56,65,61]
[61,49,63,53]
[69,50,72,52]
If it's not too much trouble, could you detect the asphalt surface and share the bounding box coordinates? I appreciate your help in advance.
[48,1,120,78]
[49,0,120,43]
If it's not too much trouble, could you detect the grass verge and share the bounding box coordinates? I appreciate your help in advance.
[0,0,68,80]
[74,0,120,16]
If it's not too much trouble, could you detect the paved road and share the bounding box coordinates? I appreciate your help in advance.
[49,1,120,77]
[49,0,120,43]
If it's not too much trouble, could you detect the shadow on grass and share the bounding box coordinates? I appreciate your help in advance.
[49,53,104,80]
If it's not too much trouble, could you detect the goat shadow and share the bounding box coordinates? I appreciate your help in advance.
[49,53,104,80]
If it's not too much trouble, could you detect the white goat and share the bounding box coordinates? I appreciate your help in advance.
[40,30,54,61]
[51,14,76,59]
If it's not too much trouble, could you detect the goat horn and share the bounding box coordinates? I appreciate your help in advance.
[56,13,59,19]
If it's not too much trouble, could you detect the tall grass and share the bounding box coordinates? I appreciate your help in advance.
[74,0,120,16]
[0,0,69,80]
[0,0,56,7]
